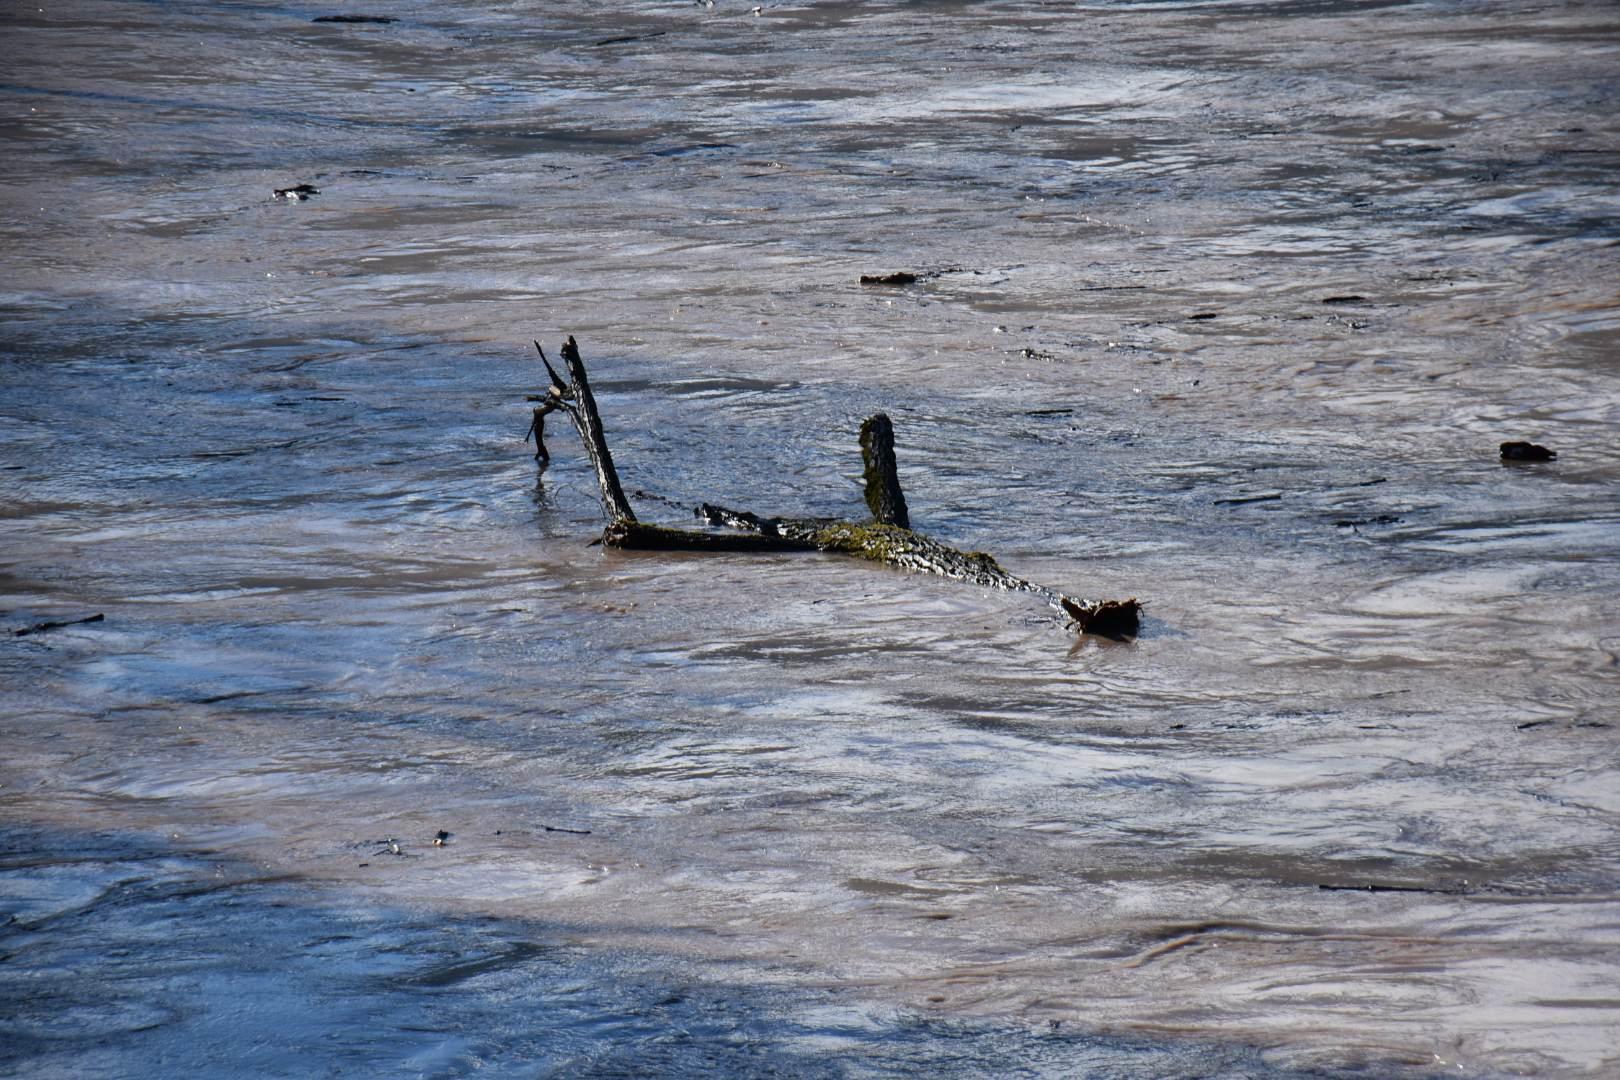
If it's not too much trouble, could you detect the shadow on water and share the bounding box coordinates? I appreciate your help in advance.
[0,825,1312,1080]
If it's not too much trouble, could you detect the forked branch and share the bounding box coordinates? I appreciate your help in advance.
[527,337,1140,639]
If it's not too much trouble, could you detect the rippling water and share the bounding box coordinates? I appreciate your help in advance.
[3,1,1618,1076]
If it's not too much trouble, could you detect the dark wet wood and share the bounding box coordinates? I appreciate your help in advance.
[524,406,551,463]
[1317,882,1465,895]
[528,337,1140,639]
[605,518,815,553]
[859,414,910,529]
[693,502,1142,638]
[695,505,1141,638]
[1500,440,1556,461]
[13,613,104,637]
[556,336,637,522]
[592,31,668,47]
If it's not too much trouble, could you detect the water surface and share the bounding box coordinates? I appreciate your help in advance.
[3,1,1619,1076]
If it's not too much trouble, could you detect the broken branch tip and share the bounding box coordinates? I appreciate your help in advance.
[1063,596,1142,640]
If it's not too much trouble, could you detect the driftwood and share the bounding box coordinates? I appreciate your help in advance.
[12,613,105,637]
[528,336,1140,639]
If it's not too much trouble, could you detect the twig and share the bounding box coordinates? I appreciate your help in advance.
[1317,882,1465,895]
[14,613,105,637]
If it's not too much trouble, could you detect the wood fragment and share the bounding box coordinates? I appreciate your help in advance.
[1316,882,1464,895]
[592,31,668,47]
[1332,515,1401,528]
[14,613,104,637]
[1500,440,1556,461]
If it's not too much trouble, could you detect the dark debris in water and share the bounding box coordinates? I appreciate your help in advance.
[1332,514,1402,528]
[593,31,670,48]
[1500,440,1557,462]
[12,613,104,637]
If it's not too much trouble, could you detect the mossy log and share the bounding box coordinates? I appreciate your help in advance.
[529,336,1140,639]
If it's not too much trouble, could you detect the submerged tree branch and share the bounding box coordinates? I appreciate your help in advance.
[693,505,1141,639]
[526,337,1140,639]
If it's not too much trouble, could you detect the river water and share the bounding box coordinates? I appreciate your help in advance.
[3,1,1618,1076]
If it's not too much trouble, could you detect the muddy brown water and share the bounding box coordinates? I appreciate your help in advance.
[2,1,1618,1076]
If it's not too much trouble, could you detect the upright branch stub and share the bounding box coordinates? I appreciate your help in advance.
[859,413,910,529]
